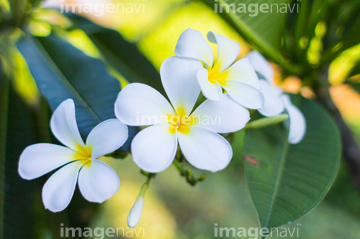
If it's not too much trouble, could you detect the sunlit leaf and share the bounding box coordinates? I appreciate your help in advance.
[16,33,134,150]
[67,14,163,93]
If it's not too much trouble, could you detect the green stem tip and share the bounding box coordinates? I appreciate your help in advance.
[245,114,289,130]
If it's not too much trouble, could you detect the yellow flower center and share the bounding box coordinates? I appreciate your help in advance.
[168,107,195,134]
[207,61,228,86]
[73,144,93,167]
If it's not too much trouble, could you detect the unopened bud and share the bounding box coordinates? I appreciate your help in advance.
[127,196,145,228]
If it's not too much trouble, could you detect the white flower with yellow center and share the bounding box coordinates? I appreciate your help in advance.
[18,99,128,212]
[115,57,250,173]
[248,51,306,144]
[174,28,264,109]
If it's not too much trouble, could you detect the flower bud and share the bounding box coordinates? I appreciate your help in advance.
[127,196,145,228]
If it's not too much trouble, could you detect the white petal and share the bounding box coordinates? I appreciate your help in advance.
[178,127,232,172]
[282,95,306,144]
[247,51,274,83]
[191,94,249,133]
[271,84,284,95]
[114,83,175,126]
[127,196,144,228]
[131,124,177,173]
[258,80,285,117]
[175,28,213,68]
[86,119,128,159]
[78,159,120,203]
[207,31,240,72]
[18,143,75,180]
[196,68,223,101]
[160,56,202,114]
[42,161,81,212]
[224,82,264,109]
[226,58,261,89]
[50,99,85,151]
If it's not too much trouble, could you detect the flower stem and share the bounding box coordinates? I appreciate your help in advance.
[173,153,206,186]
[138,173,154,198]
[245,114,289,130]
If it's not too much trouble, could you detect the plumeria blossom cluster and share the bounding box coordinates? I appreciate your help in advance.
[115,56,250,173]
[18,28,306,227]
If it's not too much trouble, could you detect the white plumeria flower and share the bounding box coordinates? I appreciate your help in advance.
[174,28,264,109]
[18,99,128,212]
[247,51,306,144]
[115,56,250,173]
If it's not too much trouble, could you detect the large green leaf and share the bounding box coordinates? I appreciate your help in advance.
[67,14,164,93]
[244,96,341,238]
[202,0,299,73]
[16,33,134,150]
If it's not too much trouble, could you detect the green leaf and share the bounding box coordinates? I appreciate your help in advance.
[67,14,164,93]
[0,61,9,239]
[202,0,301,74]
[16,33,134,150]
[244,95,341,238]
[3,86,40,238]
[16,33,119,136]
[321,1,360,62]
[338,9,360,52]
